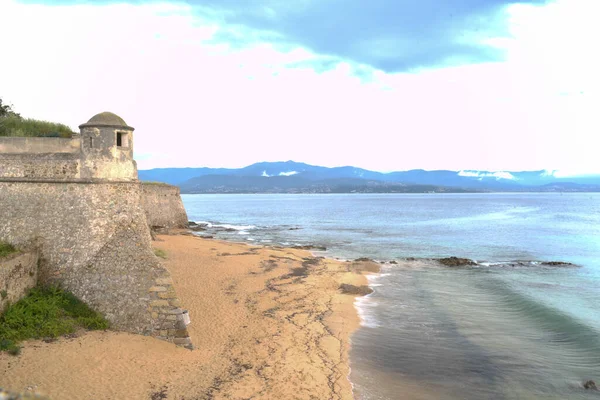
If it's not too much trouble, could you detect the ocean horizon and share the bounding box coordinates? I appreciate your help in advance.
[182,193,600,399]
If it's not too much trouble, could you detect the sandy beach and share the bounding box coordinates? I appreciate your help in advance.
[0,233,378,399]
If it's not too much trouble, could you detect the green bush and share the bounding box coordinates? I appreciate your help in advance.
[0,287,109,355]
[0,241,17,258]
[0,115,75,138]
[154,248,168,259]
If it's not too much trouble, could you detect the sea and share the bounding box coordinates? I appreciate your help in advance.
[181,193,600,400]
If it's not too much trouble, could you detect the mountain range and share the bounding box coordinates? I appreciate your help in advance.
[139,161,600,193]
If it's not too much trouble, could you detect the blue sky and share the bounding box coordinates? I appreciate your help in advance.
[1,0,598,174]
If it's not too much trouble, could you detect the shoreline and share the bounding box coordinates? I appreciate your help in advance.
[0,233,379,399]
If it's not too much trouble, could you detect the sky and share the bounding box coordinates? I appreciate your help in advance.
[0,0,598,174]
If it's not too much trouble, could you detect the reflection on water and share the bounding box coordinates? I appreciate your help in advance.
[351,262,600,400]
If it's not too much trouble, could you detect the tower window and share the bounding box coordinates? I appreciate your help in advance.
[117,132,123,147]
[89,137,93,148]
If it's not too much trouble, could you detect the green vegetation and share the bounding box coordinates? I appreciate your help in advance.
[0,241,18,258]
[0,96,75,138]
[0,97,20,118]
[0,287,109,355]
[0,115,76,138]
[154,248,168,259]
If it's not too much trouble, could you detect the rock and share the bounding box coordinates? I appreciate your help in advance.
[389,260,398,264]
[438,257,476,267]
[354,257,374,262]
[291,245,327,251]
[542,261,575,267]
[584,380,597,390]
[339,284,373,296]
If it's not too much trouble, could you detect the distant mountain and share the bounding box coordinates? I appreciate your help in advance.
[138,161,600,193]
[178,175,474,194]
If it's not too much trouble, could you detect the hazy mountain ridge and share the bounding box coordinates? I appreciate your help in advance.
[139,161,600,193]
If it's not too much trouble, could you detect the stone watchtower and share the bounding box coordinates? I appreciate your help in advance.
[78,112,138,181]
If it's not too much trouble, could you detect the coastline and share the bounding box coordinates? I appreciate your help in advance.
[0,233,378,399]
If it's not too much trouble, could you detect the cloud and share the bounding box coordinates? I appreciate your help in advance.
[1,0,598,174]
[18,0,548,72]
[278,171,298,176]
[458,171,517,180]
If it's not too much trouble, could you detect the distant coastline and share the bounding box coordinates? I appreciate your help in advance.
[139,161,600,194]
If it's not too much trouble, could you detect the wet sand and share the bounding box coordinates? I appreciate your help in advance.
[0,234,377,399]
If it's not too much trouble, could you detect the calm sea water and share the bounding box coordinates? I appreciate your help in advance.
[182,193,600,399]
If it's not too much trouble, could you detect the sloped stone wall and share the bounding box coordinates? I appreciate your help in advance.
[0,181,191,347]
[141,183,188,230]
[0,252,38,314]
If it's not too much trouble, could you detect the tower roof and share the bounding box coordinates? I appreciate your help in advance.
[79,112,134,130]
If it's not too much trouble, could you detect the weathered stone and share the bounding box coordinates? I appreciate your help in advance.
[0,112,192,349]
[148,286,167,292]
[0,252,38,314]
[155,277,173,285]
[150,300,170,307]
[166,315,177,321]
[158,291,177,299]
[173,337,192,346]
[141,184,188,230]
[165,308,184,315]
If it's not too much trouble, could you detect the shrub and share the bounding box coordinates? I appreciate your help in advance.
[0,241,17,258]
[154,248,168,259]
[0,115,75,138]
[0,287,109,355]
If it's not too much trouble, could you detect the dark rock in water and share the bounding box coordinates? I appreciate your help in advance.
[389,260,398,264]
[339,283,373,296]
[291,245,327,251]
[584,380,597,390]
[542,261,576,267]
[438,257,477,267]
[288,227,302,230]
[198,235,214,239]
[188,221,208,231]
[355,257,374,262]
[405,257,416,261]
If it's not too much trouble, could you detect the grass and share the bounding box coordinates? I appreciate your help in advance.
[0,287,109,355]
[154,248,168,259]
[0,115,75,138]
[0,241,18,258]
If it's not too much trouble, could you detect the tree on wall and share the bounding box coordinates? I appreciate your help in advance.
[0,97,20,118]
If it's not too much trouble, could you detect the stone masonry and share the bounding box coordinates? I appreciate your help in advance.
[0,112,192,348]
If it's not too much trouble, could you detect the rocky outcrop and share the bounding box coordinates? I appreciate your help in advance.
[339,284,373,296]
[437,257,477,267]
[542,261,576,267]
[583,380,597,390]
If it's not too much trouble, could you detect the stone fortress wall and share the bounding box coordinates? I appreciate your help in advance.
[141,183,189,230]
[0,112,192,347]
[0,252,38,314]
